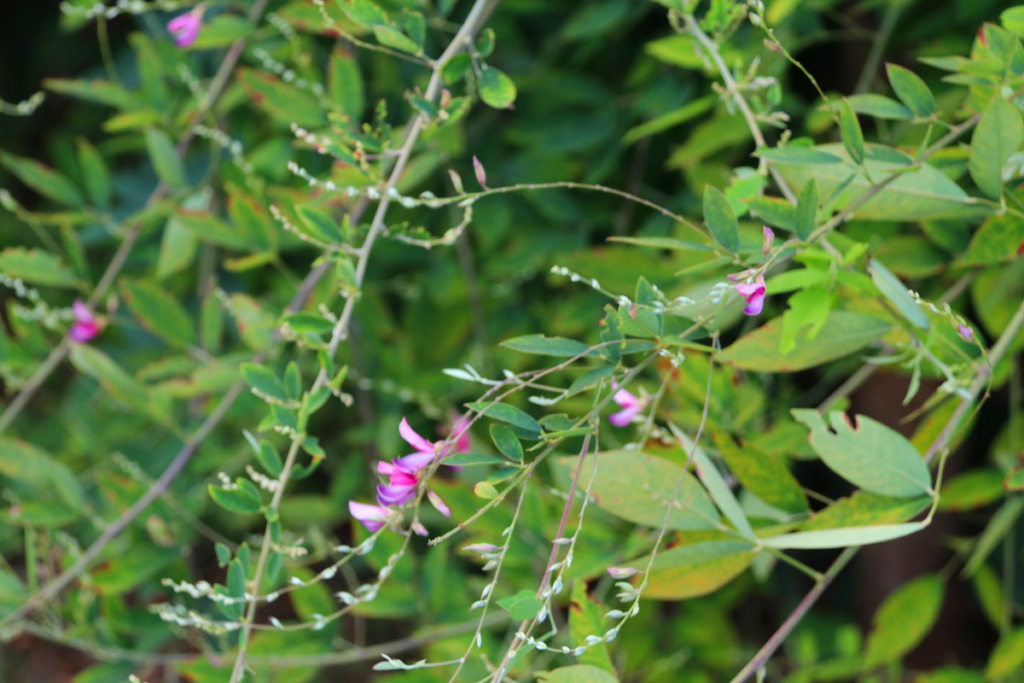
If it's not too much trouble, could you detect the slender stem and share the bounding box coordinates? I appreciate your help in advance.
[0,0,272,436]
[728,548,857,683]
[729,296,1024,683]
[226,3,498,679]
[684,14,796,204]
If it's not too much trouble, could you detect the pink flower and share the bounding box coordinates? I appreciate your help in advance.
[472,155,488,190]
[957,322,974,342]
[609,385,645,427]
[450,413,472,454]
[735,276,766,316]
[167,7,204,48]
[348,501,390,532]
[69,300,101,343]
[355,417,453,529]
[762,226,774,255]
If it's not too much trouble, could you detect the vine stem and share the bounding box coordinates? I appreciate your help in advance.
[0,0,271,436]
[682,13,797,204]
[729,296,1024,683]
[226,2,498,680]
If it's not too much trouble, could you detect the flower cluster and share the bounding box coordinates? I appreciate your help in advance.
[348,416,470,534]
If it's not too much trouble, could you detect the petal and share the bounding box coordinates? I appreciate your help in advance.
[762,226,775,255]
[399,417,435,453]
[742,292,765,316]
[411,521,429,537]
[735,282,760,299]
[348,501,388,531]
[72,299,93,323]
[394,451,435,472]
[377,460,395,475]
[612,388,637,409]
[958,322,974,342]
[609,403,642,427]
[376,484,415,506]
[427,490,451,517]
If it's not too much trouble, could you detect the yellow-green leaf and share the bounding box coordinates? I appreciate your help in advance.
[864,574,943,667]
[120,278,196,347]
[968,96,1023,199]
[627,540,757,600]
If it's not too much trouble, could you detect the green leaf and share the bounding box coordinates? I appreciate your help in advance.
[188,14,253,49]
[144,128,187,189]
[208,484,262,514]
[716,434,808,514]
[864,575,943,667]
[792,410,932,497]
[497,589,543,620]
[626,540,758,600]
[537,665,619,683]
[372,24,421,55]
[795,179,818,239]
[760,522,928,549]
[868,258,929,329]
[120,278,197,347]
[958,215,1024,267]
[671,425,753,539]
[295,205,346,246]
[801,490,931,531]
[986,626,1024,680]
[779,285,832,355]
[479,67,517,109]
[569,580,614,673]
[843,94,913,120]
[0,438,85,510]
[938,469,1006,511]
[241,363,290,404]
[174,210,247,250]
[75,137,111,209]
[467,401,542,436]
[702,186,739,252]
[282,313,334,336]
[718,311,890,372]
[968,96,1024,199]
[0,152,84,207]
[328,47,365,120]
[44,77,139,109]
[489,424,524,462]
[553,450,720,531]
[886,63,935,117]
[69,344,150,409]
[0,247,80,288]
[744,196,797,232]
[444,452,508,467]
[501,334,590,357]
[238,67,327,129]
[284,361,302,401]
[770,144,979,221]
[838,99,865,165]
[756,146,843,164]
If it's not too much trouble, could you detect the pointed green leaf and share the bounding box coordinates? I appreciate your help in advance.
[716,434,808,514]
[0,152,84,207]
[0,247,80,288]
[702,186,739,252]
[120,278,197,347]
[144,128,186,189]
[241,363,290,404]
[718,311,890,372]
[843,94,913,120]
[838,99,865,164]
[208,484,262,514]
[864,575,943,667]
[76,138,111,209]
[868,258,929,329]
[886,63,935,117]
[671,424,753,539]
[986,626,1024,680]
[792,410,932,497]
[479,67,517,109]
[553,450,720,531]
[467,401,541,436]
[968,96,1024,199]
[795,178,818,239]
[501,334,590,357]
[760,522,928,549]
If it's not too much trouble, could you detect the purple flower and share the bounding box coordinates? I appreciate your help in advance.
[69,300,101,343]
[167,7,204,48]
[609,385,645,427]
[735,276,766,316]
[762,226,775,255]
[348,501,391,532]
[957,322,974,342]
[350,417,453,533]
[472,155,488,189]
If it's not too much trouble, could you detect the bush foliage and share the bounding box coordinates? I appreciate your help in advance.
[1,0,1024,681]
